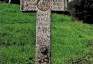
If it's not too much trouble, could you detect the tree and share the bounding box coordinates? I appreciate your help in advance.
[68,0,93,24]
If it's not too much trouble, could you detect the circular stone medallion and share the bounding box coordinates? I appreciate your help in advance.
[37,0,50,11]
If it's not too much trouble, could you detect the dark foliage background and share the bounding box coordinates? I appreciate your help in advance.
[0,0,20,4]
[68,0,93,24]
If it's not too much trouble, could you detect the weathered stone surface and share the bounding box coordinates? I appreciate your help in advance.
[36,1,51,63]
[20,0,68,11]
[20,0,37,11]
[51,0,67,11]
[20,0,67,64]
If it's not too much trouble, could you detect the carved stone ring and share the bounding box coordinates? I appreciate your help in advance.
[37,0,50,11]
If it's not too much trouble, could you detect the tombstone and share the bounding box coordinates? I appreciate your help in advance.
[20,0,67,64]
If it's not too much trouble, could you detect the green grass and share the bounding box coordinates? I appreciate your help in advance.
[0,3,93,64]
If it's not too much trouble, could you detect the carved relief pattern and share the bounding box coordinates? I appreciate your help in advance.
[36,9,51,64]
[21,0,37,11]
[51,0,65,11]
[37,0,50,11]
[21,0,67,11]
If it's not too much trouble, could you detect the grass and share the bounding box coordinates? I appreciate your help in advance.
[0,3,93,64]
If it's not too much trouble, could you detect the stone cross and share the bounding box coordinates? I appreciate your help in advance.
[20,0,67,64]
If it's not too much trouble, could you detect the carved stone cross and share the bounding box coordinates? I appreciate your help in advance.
[20,0,67,64]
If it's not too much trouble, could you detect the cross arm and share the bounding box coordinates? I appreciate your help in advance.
[51,0,68,11]
[20,0,68,12]
[20,0,37,11]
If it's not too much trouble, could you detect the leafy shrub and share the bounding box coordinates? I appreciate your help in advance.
[68,0,93,24]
